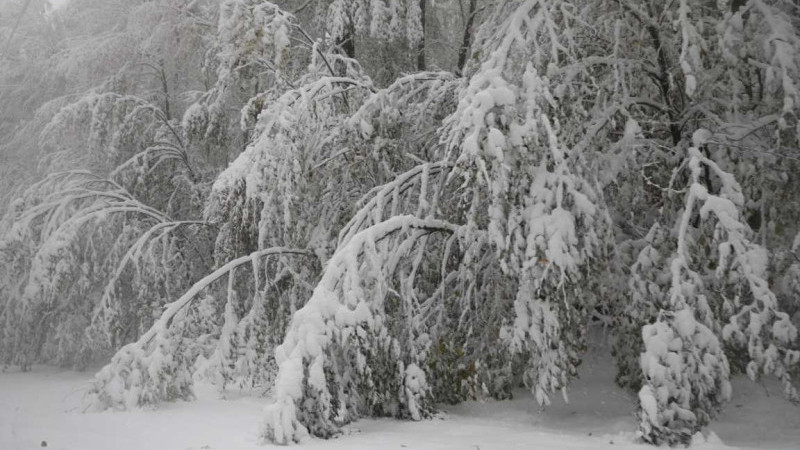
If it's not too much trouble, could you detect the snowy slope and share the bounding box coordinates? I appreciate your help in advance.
[1,334,798,450]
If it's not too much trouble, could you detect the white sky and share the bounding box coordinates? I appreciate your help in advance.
[49,0,70,9]
[0,0,71,9]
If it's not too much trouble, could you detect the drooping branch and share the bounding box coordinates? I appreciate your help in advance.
[263,215,459,444]
[338,161,453,246]
[86,220,213,351]
[88,246,312,410]
[147,247,311,343]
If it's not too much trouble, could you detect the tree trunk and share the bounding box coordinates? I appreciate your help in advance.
[338,20,355,59]
[456,0,477,76]
[159,61,171,121]
[417,0,426,71]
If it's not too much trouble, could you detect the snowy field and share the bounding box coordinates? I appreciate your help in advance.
[2,339,798,450]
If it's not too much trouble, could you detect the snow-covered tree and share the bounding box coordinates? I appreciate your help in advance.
[2,0,799,446]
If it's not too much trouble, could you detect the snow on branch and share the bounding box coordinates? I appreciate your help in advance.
[338,161,453,247]
[327,0,425,48]
[751,0,800,119]
[637,129,799,445]
[438,0,611,410]
[85,221,210,354]
[0,166,199,368]
[262,215,459,444]
[346,71,457,140]
[88,246,311,410]
[210,74,374,203]
[38,93,165,175]
[183,0,303,145]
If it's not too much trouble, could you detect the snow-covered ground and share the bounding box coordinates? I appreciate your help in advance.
[2,336,798,450]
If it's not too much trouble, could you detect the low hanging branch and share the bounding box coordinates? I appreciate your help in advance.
[9,199,174,363]
[87,246,311,410]
[148,247,311,338]
[85,220,213,353]
[0,164,209,369]
[262,215,459,444]
[637,131,800,445]
[110,143,195,183]
[338,161,454,246]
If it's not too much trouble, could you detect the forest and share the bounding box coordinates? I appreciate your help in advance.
[1,0,799,447]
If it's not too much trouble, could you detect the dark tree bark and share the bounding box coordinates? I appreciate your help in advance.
[417,0,426,71]
[338,20,356,59]
[456,0,478,76]
[334,17,355,80]
[158,61,171,121]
